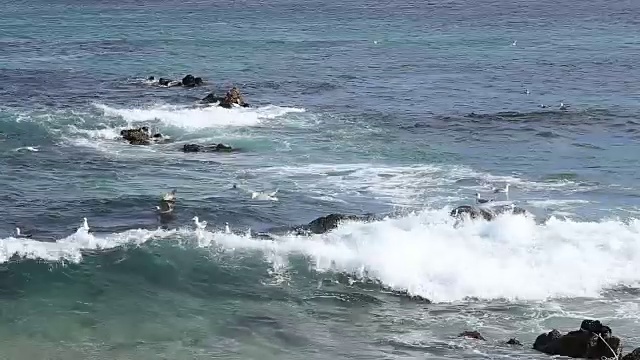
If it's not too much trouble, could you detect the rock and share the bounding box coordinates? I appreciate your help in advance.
[219,86,250,108]
[148,76,155,81]
[158,78,172,86]
[507,338,522,346]
[459,331,485,341]
[181,74,203,87]
[390,290,431,303]
[120,127,165,145]
[201,92,225,104]
[532,320,621,359]
[305,213,378,234]
[182,143,234,153]
[622,348,640,360]
[450,204,529,221]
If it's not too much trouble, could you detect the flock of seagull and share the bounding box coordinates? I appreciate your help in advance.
[155,189,231,233]
[476,183,510,204]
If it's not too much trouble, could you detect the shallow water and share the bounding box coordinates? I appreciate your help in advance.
[1,0,640,358]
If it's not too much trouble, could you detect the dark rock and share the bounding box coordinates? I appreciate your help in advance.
[182,74,198,87]
[120,127,165,145]
[622,348,640,360]
[390,290,431,303]
[507,338,522,346]
[148,76,155,81]
[158,78,172,86]
[194,77,203,86]
[182,143,234,153]
[305,213,378,234]
[201,92,225,104]
[450,204,529,222]
[459,331,485,341]
[219,86,250,108]
[532,320,621,359]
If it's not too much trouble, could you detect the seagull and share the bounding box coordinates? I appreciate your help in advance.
[476,193,493,204]
[512,40,517,46]
[224,222,231,234]
[162,189,177,203]
[559,102,568,110]
[82,217,90,231]
[493,184,510,194]
[15,227,32,238]
[192,216,207,230]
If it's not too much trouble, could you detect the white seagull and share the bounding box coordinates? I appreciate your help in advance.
[476,193,493,204]
[192,216,207,230]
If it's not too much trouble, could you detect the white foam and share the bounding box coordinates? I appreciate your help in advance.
[0,225,178,264]
[94,103,305,130]
[13,146,39,152]
[192,209,640,303]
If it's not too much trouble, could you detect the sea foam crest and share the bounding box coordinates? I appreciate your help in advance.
[94,103,305,129]
[192,209,640,303]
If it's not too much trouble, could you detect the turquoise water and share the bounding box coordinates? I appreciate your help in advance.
[1,0,640,358]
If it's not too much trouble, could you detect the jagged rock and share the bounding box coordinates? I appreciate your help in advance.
[182,143,234,153]
[120,127,165,145]
[219,87,250,108]
[507,338,522,346]
[450,204,529,221]
[158,78,172,86]
[622,348,640,360]
[201,92,226,104]
[181,74,203,87]
[533,320,621,359]
[459,331,485,341]
[305,213,378,234]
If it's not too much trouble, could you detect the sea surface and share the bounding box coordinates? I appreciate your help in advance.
[1,0,640,358]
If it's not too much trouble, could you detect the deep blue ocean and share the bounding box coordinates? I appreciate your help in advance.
[1,0,640,358]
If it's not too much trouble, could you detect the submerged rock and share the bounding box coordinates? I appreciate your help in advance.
[304,213,378,234]
[153,74,203,87]
[202,87,251,108]
[622,348,640,360]
[182,143,234,153]
[507,338,522,346]
[181,74,203,87]
[459,331,485,341]
[533,319,621,359]
[450,203,529,221]
[120,127,165,145]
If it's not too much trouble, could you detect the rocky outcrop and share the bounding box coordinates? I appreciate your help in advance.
[182,143,234,153]
[623,348,640,360]
[120,127,165,145]
[181,74,203,88]
[459,331,485,341]
[450,203,529,221]
[506,338,522,346]
[152,74,203,87]
[533,320,621,359]
[304,213,379,234]
[202,87,251,108]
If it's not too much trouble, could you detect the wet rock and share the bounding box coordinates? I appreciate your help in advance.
[507,338,522,346]
[622,348,640,360]
[450,204,529,221]
[390,290,431,303]
[158,78,172,86]
[459,331,485,341]
[120,127,165,145]
[181,74,203,87]
[148,76,155,81]
[182,143,234,153]
[219,86,250,108]
[532,320,621,359]
[201,92,225,104]
[305,213,378,234]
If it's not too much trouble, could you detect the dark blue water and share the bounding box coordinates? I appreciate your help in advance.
[1,0,640,358]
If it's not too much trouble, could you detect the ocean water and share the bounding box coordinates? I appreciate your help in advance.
[1,0,640,358]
